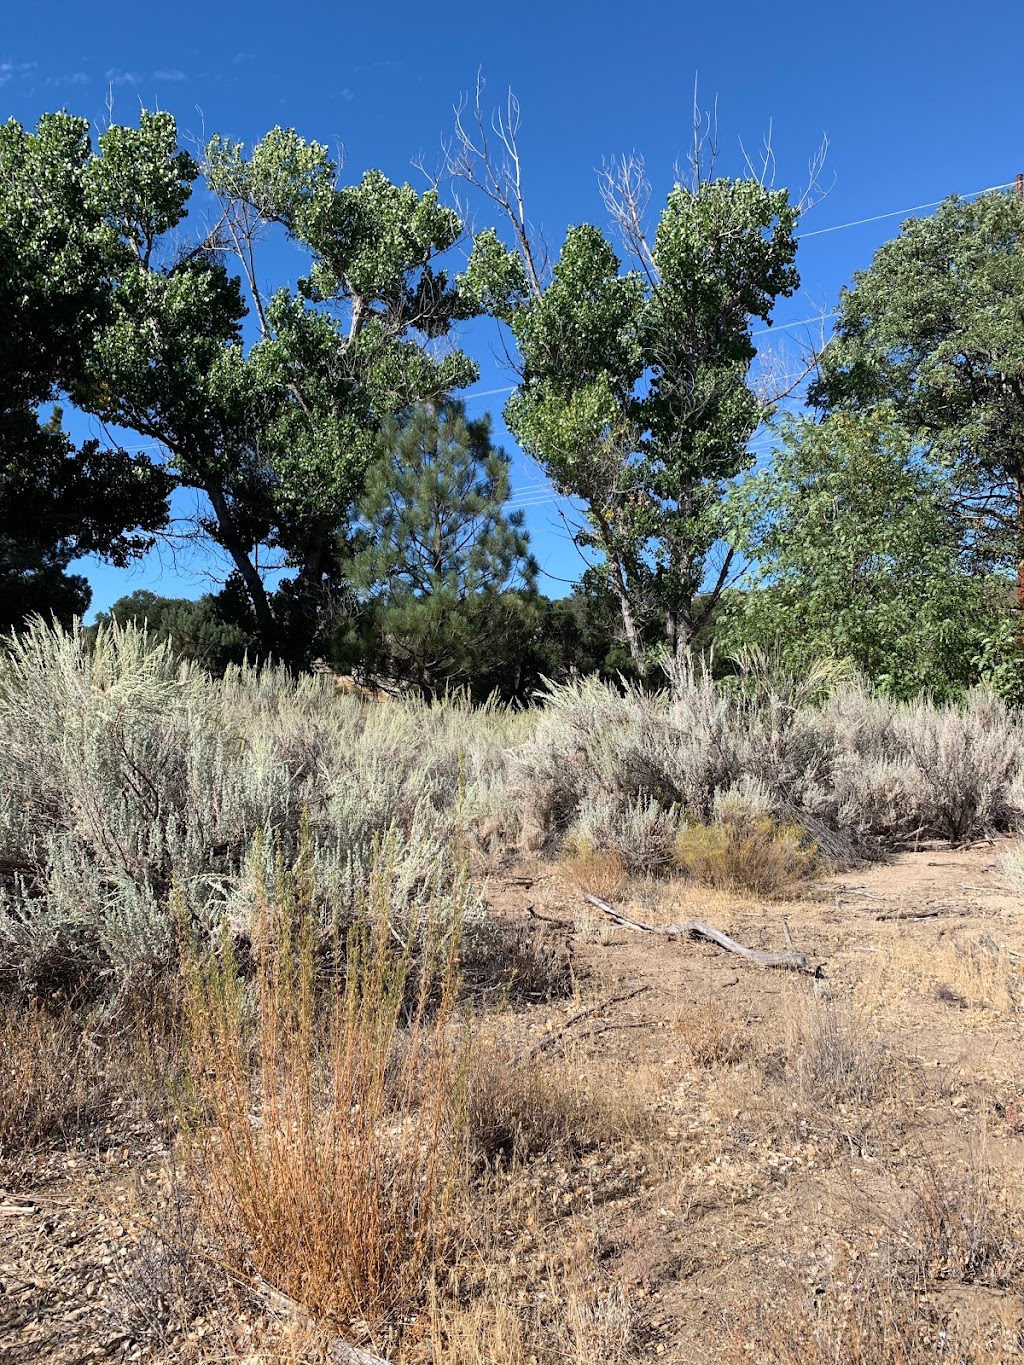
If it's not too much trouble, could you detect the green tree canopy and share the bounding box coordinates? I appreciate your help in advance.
[3,110,492,661]
[336,400,537,697]
[811,188,1024,580]
[0,114,172,629]
[464,168,798,674]
[724,410,1009,699]
[95,589,254,673]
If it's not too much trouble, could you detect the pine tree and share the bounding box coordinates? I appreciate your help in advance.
[337,400,537,697]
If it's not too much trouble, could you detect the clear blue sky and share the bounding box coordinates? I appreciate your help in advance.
[3,0,1020,614]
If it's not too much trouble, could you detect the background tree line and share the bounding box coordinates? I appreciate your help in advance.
[4,98,1024,701]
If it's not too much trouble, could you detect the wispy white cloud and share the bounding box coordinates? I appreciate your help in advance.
[46,71,89,87]
[105,67,141,86]
[154,69,186,82]
[0,60,37,86]
[232,51,255,64]
[340,87,354,102]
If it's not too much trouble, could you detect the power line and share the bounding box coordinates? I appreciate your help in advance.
[796,181,1015,239]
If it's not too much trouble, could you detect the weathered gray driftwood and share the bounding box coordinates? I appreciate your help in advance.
[582,894,811,972]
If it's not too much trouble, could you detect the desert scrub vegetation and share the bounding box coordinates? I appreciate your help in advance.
[514,668,1024,875]
[0,618,531,997]
[3,619,1024,999]
[673,814,818,897]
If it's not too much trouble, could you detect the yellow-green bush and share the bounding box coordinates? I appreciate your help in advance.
[673,815,817,897]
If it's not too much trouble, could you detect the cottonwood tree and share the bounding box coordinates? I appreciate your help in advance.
[337,399,537,697]
[724,409,1007,699]
[812,188,1024,599]
[14,110,490,662]
[450,85,813,674]
[0,113,172,629]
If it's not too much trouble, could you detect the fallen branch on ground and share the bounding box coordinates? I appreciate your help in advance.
[582,894,812,972]
[519,984,651,1060]
[251,1277,394,1364]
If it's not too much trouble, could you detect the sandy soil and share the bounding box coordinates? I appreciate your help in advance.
[3,840,1023,1363]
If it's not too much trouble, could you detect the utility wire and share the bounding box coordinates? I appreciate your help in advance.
[795,180,1015,239]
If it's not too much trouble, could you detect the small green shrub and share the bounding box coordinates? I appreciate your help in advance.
[674,815,817,897]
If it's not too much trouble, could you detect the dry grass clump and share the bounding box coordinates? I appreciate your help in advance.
[898,1150,1024,1290]
[674,815,818,898]
[430,1230,638,1365]
[179,841,470,1353]
[460,915,575,1004]
[0,1001,107,1166]
[466,1036,645,1167]
[786,995,900,1110]
[560,838,628,902]
[0,993,180,1181]
[674,997,746,1067]
[859,932,1023,1021]
[727,1151,1024,1364]
[699,993,912,1162]
[1000,837,1024,893]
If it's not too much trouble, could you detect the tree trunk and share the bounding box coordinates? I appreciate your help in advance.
[203,480,277,653]
[610,569,647,677]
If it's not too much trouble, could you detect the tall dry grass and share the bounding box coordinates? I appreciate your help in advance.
[179,833,471,1350]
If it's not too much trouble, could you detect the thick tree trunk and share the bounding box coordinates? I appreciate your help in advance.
[594,514,647,678]
[203,480,277,654]
[609,567,647,678]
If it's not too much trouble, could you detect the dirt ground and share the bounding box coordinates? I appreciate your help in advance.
[4,840,1024,1363]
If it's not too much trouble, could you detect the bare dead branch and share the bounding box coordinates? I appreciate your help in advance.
[445,72,547,299]
[582,893,814,972]
[598,152,658,282]
[518,985,651,1061]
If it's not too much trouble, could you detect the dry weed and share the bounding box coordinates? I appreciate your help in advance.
[466,1035,645,1167]
[0,996,178,1179]
[560,838,628,902]
[859,932,1022,1021]
[674,997,746,1067]
[727,1149,1024,1364]
[429,1214,639,1365]
[179,843,471,1351]
[896,1146,1024,1290]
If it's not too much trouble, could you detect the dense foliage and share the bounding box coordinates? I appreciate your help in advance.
[3,101,1024,700]
[724,410,1013,699]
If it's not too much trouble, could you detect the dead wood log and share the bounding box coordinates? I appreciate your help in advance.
[581,894,812,972]
[252,1277,394,1364]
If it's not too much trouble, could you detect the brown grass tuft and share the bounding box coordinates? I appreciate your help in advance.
[560,838,629,902]
[674,997,746,1067]
[466,1036,645,1167]
[179,837,471,1351]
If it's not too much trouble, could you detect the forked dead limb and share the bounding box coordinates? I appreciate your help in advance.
[582,894,813,972]
[519,984,651,1061]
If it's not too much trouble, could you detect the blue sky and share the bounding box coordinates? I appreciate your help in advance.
[3,0,1020,614]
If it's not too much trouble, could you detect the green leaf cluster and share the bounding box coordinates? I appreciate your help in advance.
[501,179,798,669]
[724,410,1008,699]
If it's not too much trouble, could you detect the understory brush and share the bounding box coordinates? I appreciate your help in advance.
[0,619,519,997]
[179,839,471,1351]
[674,813,818,898]
[514,668,1024,873]
[2,619,1023,1003]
